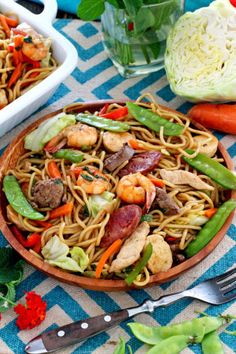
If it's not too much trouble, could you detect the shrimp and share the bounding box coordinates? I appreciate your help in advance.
[77,166,110,194]
[103,131,133,152]
[15,22,50,61]
[45,123,98,152]
[117,172,156,212]
[22,37,49,61]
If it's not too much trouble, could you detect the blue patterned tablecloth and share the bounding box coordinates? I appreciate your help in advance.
[0,11,235,354]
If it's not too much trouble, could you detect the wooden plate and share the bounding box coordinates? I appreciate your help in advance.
[0,101,235,291]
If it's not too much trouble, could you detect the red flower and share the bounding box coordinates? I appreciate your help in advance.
[14,291,47,330]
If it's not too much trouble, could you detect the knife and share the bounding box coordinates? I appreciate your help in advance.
[25,267,236,353]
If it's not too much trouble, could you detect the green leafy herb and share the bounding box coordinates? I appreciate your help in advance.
[81,174,94,182]
[0,248,24,313]
[141,214,153,222]
[77,0,105,20]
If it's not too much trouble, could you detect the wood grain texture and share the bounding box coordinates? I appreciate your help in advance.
[0,101,235,291]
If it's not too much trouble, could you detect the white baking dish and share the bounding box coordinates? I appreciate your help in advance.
[0,0,78,137]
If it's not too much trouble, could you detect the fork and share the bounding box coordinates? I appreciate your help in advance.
[25,267,236,354]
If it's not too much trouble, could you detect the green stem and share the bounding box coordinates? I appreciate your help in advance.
[140,44,151,64]
[0,294,16,306]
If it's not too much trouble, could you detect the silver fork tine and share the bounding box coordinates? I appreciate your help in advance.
[222,282,236,295]
[219,276,236,288]
[215,267,236,282]
[223,291,236,302]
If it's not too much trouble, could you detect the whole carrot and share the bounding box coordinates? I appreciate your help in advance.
[188,103,236,135]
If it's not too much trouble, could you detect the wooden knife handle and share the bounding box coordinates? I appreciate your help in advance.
[42,309,129,351]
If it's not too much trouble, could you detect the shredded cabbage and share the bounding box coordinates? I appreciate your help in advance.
[165,0,236,102]
[42,236,89,273]
[24,113,76,152]
[88,191,115,217]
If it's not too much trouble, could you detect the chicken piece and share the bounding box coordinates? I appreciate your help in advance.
[192,135,218,157]
[160,169,214,190]
[0,89,8,109]
[6,205,27,231]
[103,131,133,152]
[109,222,150,273]
[146,234,173,274]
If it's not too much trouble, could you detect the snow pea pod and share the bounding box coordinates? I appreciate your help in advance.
[3,175,44,220]
[126,102,184,136]
[53,149,84,163]
[76,113,130,132]
[202,331,224,354]
[183,149,236,190]
[125,243,152,286]
[113,337,126,354]
[128,316,225,345]
[185,199,236,258]
[147,335,191,354]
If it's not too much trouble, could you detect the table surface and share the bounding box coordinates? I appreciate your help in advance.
[0,17,235,354]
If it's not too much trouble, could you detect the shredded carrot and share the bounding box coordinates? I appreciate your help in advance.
[7,62,23,88]
[95,239,122,279]
[204,208,218,218]
[4,16,18,27]
[148,177,165,188]
[49,202,73,219]
[0,14,10,37]
[128,139,147,150]
[48,161,62,179]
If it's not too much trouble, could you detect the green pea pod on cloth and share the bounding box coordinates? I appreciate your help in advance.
[76,113,130,132]
[185,199,236,258]
[53,149,84,163]
[126,102,184,136]
[183,149,236,190]
[202,331,224,354]
[128,316,225,345]
[3,175,44,220]
[146,335,192,354]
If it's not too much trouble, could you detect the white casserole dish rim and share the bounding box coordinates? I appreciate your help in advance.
[0,0,78,134]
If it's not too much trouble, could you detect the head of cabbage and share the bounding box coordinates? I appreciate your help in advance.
[165,0,236,102]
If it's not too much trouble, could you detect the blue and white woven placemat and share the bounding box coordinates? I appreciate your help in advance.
[0,18,235,354]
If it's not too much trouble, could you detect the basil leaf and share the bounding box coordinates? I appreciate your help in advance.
[107,0,122,8]
[77,0,105,20]
[149,41,161,59]
[0,248,20,268]
[134,7,155,34]
[0,284,16,312]
[0,268,23,284]
[123,0,143,17]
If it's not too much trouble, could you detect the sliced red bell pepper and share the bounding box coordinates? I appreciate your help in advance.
[11,226,41,249]
[99,103,109,115]
[99,106,128,120]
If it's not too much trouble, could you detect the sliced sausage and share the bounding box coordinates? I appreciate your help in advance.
[104,144,134,172]
[32,178,64,209]
[118,151,162,177]
[100,205,142,248]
